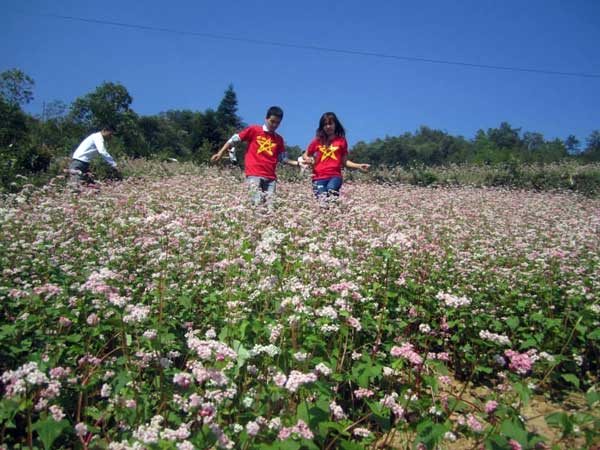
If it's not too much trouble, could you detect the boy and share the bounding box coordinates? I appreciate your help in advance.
[69,125,119,184]
[212,106,299,205]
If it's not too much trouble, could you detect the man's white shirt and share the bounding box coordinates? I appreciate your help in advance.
[72,132,117,168]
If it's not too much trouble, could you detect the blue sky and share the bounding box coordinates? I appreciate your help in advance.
[2,0,599,149]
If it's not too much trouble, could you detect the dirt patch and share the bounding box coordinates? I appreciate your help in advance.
[377,375,595,449]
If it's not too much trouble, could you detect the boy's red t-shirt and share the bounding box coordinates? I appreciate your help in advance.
[306,136,348,180]
[238,125,285,179]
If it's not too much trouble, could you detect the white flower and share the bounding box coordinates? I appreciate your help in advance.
[479,330,511,345]
[100,383,112,398]
[419,323,431,334]
[315,363,332,376]
[444,431,457,441]
[293,352,308,361]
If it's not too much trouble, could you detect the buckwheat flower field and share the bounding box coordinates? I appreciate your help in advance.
[1,167,599,449]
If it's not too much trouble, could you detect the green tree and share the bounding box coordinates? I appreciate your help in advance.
[0,98,29,147]
[0,68,34,107]
[69,82,133,130]
[138,115,191,160]
[487,122,521,150]
[192,110,221,162]
[69,82,147,157]
[472,129,501,163]
[583,130,600,161]
[216,84,243,132]
[522,131,544,152]
[564,134,581,155]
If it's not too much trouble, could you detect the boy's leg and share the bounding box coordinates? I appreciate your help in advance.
[261,178,277,208]
[246,176,263,205]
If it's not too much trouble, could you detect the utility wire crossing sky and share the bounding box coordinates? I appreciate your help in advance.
[13,10,600,80]
[3,1,600,147]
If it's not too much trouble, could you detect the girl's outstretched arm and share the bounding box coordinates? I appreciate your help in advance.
[345,159,370,171]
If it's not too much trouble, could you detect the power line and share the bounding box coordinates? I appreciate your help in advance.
[14,10,600,79]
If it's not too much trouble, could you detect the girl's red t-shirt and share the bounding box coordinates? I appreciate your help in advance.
[239,125,285,179]
[306,136,348,180]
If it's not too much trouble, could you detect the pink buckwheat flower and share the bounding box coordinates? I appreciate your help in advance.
[354,388,374,399]
[86,313,99,326]
[504,350,533,375]
[273,372,287,387]
[284,370,317,393]
[330,401,347,421]
[485,400,498,414]
[173,372,193,388]
[390,342,423,366]
[49,405,65,421]
[75,422,88,437]
[347,316,362,331]
[353,427,371,438]
[466,414,484,433]
[246,421,260,436]
[509,439,523,450]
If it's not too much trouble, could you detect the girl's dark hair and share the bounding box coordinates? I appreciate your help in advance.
[316,112,345,143]
[266,106,284,119]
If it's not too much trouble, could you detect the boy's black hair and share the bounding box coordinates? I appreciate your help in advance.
[266,106,284,119]
[102,124,116,133]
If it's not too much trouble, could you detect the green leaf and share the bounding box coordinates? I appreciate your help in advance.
[296,402,310,423]
[500,418,527,443]
[32,418,69,450]
[545,412,573,436]
[415,418,447,446]
[0,398,20,421]
[506,316,519,330]
[513,382,531,406]
[299,438,320,450]
[587,328,600,340]
[484,434,510,450]
[475,365,493,374]
[232,340,250,369]
[318,421,349,437]
[279,440,302,450]
[339,440,369,450]
[585,389,600,407]
[561,374,580,389]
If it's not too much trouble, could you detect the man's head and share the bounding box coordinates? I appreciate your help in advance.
[265,106,283,133]
[101,124,116,139]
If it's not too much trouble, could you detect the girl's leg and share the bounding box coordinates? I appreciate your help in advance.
[325,177,343,200]
[312,179,329,202]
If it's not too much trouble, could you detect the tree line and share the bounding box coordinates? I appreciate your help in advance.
[1,68,599,192]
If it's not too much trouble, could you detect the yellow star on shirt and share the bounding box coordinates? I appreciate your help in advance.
[319,145,339,161]
[256,136,277,156]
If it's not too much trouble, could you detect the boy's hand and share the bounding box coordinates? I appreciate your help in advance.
[297,156,310,169]
[358,164,370,172]
[301,155,315,166]
[211,152,223,162]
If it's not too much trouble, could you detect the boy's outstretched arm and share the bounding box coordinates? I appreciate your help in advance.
[282,157,300,167]
[211,141,233,162]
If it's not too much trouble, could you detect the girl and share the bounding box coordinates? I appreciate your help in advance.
[302,112,369,201]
